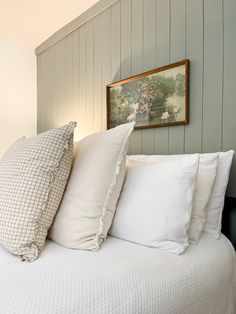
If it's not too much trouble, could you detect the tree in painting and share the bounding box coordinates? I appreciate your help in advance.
[109,64,186,128]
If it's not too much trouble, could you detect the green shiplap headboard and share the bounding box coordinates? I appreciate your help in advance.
[36,0,236,197]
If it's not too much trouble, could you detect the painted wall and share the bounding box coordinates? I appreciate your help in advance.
[36,0,236,197]
[0,40,37,158]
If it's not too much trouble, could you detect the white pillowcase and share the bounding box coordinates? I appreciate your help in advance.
[204,150,234,238]
[189,154,218,243]
[109,154,199,254]
[125,154,218,244]
[49,122,135,250]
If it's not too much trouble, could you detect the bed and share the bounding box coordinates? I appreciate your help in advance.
[0,233,235,314]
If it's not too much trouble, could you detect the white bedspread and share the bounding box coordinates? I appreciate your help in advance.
[0,233,235,314]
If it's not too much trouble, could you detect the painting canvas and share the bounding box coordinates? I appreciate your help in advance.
[107,60,189,130]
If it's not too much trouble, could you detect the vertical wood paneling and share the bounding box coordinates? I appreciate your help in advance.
[129,0,143,154]
[101,9,111,131]
[93,13,103,133]
[41,48,55,130]
[168,0,186,154]
[86,21,94,135]
[120,0,131,79]
[78,26,87,139]
[154,0,170,154]
[37,54,43,133]
[223,0,236,196]
[65,34,75,124]
[72,30,80,140]
[111,2,121,83]
[143,0,156,71]
[50,39,67,127]
[120,0,133,154]
[142,0,156,154]
[202,0,223,152]
[37,0,236,196]
[184,0,203,153]
[131,0,143,75]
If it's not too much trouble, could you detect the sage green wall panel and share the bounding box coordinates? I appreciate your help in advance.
[37,54,44,133]
[120,0,134,155]
[168,0,185,154]
[48,40,67,129]
[78,26,88,139]
[143,0,156,72]
[101,9,111,131]
[223,0,236,197]
[66,35,77,127]
[40,50,53,131]
[129,0,143,154]
[154,0,170,155]
[37,0,236,197]
[142,0,156,154]
[202,0,223,153]
[85,21,94,136]
[120,0,131,80]
[93,13,104,133]
[71,30,80,140]
[111,1,121,83]
[184,0,203,154]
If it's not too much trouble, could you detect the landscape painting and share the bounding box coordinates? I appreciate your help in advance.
[107,60,189,130]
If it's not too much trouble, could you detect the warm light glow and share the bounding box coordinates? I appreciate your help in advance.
[73,133,86,143]
[73,129,94,142]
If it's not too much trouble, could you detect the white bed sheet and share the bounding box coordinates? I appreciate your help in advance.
[0,233,235,314]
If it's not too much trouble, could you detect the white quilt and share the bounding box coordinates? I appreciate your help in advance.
[0,233,235,314]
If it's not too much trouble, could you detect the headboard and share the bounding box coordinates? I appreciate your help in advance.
[35,0,236,245]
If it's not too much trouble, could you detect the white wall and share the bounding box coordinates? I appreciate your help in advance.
[0,0,100,159]
[0,40,36,158]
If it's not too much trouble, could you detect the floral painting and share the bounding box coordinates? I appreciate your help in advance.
[107,60,189,130]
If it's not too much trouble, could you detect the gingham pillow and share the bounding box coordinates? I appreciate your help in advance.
[0,122,76,262]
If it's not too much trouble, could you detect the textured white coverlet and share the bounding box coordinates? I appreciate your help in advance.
[0,234,235,314]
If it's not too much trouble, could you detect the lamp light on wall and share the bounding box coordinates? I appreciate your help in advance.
[73,126,94,143]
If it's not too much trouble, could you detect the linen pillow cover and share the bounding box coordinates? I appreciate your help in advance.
[126,154,218,244]
[109,154,199,254]
[204,150,234,238]
[0,122,76,262]
[49,122,135,250]
[189,154,218,243]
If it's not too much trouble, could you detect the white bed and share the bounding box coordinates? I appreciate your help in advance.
[0,233,235,314]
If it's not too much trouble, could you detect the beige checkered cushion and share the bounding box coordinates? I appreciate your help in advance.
[0,122,76,262]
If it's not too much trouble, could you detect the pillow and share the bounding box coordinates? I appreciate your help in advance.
[49,122,135,251]
[0,122,76,262]
[126,154,218,244]
[109,154,199,254]
[189,154,218,243]
[204,150,234,238]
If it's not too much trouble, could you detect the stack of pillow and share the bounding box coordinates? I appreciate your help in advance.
[110,152,234,254]
[0,122,233,261]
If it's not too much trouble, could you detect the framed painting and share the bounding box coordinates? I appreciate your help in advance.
[107,59,189,130]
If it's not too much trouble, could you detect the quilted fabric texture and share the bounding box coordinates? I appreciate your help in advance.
[0,234,235,314]
[0,122,76,262]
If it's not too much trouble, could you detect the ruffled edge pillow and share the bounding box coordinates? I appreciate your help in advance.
[0,122,76,262]
[49,122,135,250]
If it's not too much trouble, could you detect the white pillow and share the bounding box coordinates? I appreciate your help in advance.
[49,122,135,250]
[109,154,199,254]
[125,154,218,244]
[204,150,234,238]
[189,154,218,243]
